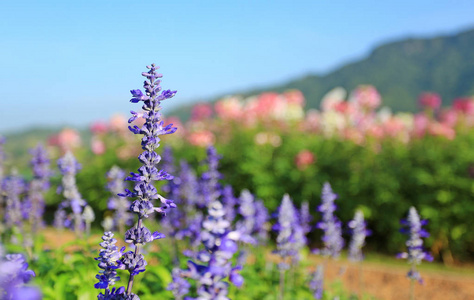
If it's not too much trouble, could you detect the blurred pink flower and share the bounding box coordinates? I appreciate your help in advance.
[90,121,108,135]
[343,128,364,145]
[383,117,405,137]
[109,114,127,133]
[334,101,350,114]
[439,109,458,127]
[413,114,430,137]
[48,128,81,152]
[351,85,381,111]
[214,97,243,120]
[453,98,474,115]
[91,136,106,155]
[428,123,455,140]
[295,149,315,170]
[255,93,281,117]
[321,87,346,111]
[418,92,441,110]
[188,130,215,147]
[283,90,305,107]
[303,109,320,132]
[191,103,213,121]
[366,125,385,139]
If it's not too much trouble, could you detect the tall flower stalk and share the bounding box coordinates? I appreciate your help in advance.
[315,182,344,259]
[312,182,344,299]
[94,64,177,299]
[106,166,132,235]
[397,207,432,300]
[26,144,52,236]
[181,199,243,299]
[57,151,87,237]
[177,147,243,300]
[273,194,306,300]
[123,63,177,295]
[309,265,324,300]
[3,170,25,244]
[348,210,370,297]
[160,147,184,265]
[174,161,202,256]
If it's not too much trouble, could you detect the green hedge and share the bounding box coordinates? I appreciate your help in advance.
[171,126,474,261]
[47,126,474,261]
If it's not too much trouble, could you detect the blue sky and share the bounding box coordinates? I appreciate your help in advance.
[1,0,474,133]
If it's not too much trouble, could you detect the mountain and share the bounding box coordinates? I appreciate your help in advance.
[168,27,474,119]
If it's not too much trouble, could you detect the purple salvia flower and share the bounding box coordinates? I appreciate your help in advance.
[348,210,371,262]
[254,199,270,244]
[221,185,237,223]
[315,182,344,259]
[106,166,132,235]
[273,194,306,300]
[300,201,313,236]
[25,144,52,234]
[3,170,25,233]
[397,207,433,284]
[167,268,190,300]
[273,194,306,268]
[57,151,87,236]
[309,265,324,300]
[115,64,177,298]
[177,161,199,211]
[182,147,243,299]
[95,232,124,291]
[237,189,257,245]
[0,243,40,300]
[182,200,243,300]
[196,146,222,208]
[53,209,66,231]
[174,161,202,251]
[160,147,183,237]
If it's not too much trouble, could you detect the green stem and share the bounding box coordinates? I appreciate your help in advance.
[126,218,142,295]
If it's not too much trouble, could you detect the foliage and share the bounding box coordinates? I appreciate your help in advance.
[167,127,474,261]
[6,234,370,300]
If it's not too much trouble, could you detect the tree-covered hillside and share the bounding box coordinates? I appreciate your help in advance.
[169,28,474,119]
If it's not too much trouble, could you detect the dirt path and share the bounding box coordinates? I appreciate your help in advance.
[301,256,474,300]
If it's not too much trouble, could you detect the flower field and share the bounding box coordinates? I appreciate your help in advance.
[1,64,474,300]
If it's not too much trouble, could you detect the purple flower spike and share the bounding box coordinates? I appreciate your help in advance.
[25,144,52,235]
[0,243,41,299]
[94,232,123,290]
[273,194,306,268]
[3,170,26,233]
[397,207,432,284]
[315,182,344,259]
[309,265,324,299]
[180,149,243,299]
[167,268,191,300]
[95,64,178,299]
[300,201,313,236]
[106,166,133,235]
[56,151,88,236]
[160,146,185,241]
[196,146,222,208]
[348,210,371,262]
